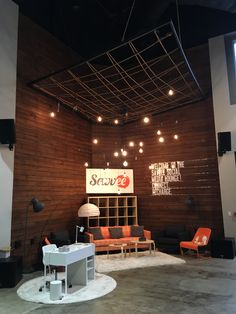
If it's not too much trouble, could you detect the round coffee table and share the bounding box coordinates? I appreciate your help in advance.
[107,243,128,259]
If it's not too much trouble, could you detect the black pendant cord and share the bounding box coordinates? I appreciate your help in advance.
[121,0,136,42]
[176,0,182,44]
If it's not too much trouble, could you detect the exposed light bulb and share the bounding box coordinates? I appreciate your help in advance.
[50,112,55,118]
[168,89,174,96]
[84,162,88,167]
[114,119,119,124]
[139,141,143,147]
[114,151,119,157]
[157,130,161,135]
[159,137,164,143]
[129,141,134,147]
[93,138,98,144]
[123,160,128,167]
[139,148,143,153]
[174,134,178,140]
[122,150,128,156]
[97,116,102,122]
[143,117,150,123]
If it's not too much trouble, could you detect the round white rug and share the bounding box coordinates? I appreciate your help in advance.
[17,273,116,304]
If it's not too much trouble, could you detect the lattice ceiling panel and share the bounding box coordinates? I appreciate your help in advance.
[31,22,204,124]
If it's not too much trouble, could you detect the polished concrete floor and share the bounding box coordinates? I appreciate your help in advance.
[0,256,236,314]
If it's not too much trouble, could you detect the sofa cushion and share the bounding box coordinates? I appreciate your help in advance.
[109,227,123,239]
[101,227,110,239]
[88,227,103,240]
[131,225,144,237]
[122,226,131,237]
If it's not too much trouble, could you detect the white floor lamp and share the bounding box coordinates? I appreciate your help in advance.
[76,203,100,243]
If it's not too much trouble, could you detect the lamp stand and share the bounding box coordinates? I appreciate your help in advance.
[22,198,44,274]
[22,203,34,274]
[75,225,85,243]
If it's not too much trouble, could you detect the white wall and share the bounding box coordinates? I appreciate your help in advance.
[0,0,18,250]
[209,34,236,238]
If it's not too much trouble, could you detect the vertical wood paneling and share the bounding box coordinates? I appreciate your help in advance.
[121,97,223,237]
[91,124,122,168]
[91,44,224,239]
[12,14,223,269]
[91,97,223,238]
[11,15,91,267]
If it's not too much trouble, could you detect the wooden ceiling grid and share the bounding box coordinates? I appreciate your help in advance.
[31,22,204,124]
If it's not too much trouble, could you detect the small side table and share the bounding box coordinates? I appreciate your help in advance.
[131,240,156,257]
[107,243,128,259]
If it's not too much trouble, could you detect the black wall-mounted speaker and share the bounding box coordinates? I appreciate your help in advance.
[0,119,16,149]
[218,132,231,156]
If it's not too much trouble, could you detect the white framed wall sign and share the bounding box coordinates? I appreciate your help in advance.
[86,168,134,194]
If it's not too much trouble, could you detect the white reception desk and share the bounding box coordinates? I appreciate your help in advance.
[44,243,95,294]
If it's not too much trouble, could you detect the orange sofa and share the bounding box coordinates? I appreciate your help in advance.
[85,225,151,252]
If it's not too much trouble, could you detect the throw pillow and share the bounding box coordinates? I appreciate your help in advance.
[131,225,144,237]
[88,228,103,240]
[109,227,123,239]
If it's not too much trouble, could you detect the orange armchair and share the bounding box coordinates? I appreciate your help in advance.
[180,227,211,257]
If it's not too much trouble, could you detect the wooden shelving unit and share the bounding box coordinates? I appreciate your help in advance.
[87,195,138,227]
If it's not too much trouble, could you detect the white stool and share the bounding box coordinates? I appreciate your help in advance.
[50,280,62,301]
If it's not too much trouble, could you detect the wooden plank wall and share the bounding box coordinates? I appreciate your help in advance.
[11,15,224,268]
[121,97,223,238]
[91,97,223,239]
[91,124,122,168]
[12,15,91,267]
[91,44,224,239]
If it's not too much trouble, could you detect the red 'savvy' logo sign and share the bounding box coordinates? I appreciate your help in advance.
[117,175,130,188]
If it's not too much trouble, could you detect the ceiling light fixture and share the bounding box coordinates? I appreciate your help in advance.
[114,119,119,125]
[168,89,174,96]
[174,134,179,140]
[129,141,134,147]
[84,162,89,167]
[50,112,55,118]
[143,117,150,123]
[139,148,143,153]
[93,139,98,144]
[97,116,102,122]
[157,130,161,135]
[122,150,128,157]
[159,137,164,143]
[114,152,119,157]
[139,141,143,147]
[123,160,128,167]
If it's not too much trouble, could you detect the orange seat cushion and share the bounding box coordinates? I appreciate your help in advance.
[180,241,198,250]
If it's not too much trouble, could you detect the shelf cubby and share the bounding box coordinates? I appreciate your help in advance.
[87,195,137,227]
